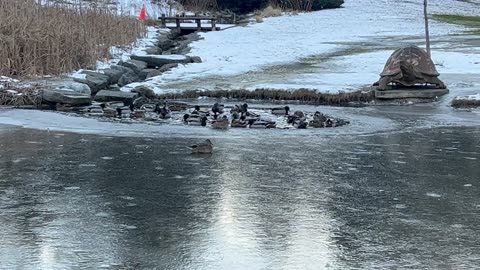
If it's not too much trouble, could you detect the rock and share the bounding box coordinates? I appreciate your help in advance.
[190,56,202,63]
[130,54,191,68]
[118,71,140,87]
[73,71,110,95]
[94,90,138,104]
[146,69,162,79]
[158,63,179,73]
[139,69,159,80]
[54,81,91,95]
[102,66,129,85]
[144,46,162,55]
[41,90,92,106]
[131,86,156,100]
[167,29,181,40]
[157,36,174,50]
[119,59,148,74]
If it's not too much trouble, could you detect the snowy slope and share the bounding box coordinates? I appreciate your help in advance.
[135,0,480,93]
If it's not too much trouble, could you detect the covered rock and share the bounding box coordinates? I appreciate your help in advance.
[118,71,140,87]
[130,54,191,68]
[119,59,148,74]
[41,89,91,106]
[54,81,91,95]
[73,71,110,94]
[94,90,138,104]
[102,66,132,85]
[131,86,157,100]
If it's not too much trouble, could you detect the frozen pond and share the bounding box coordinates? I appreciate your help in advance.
[0,121,479,269]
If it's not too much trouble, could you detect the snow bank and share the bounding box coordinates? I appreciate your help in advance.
[455,94,480,101]
[141,0,480,93]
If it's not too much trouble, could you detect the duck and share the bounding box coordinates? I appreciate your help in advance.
[271,106,290,116]
[184,114,208,126]
[131,110,146,119]
[190,139,213,154]
[230,114,248,128]
[116,104,134,118]
[249,119,276,129]
[99,103,117,118]
[211,115,229,129]
[154,103,171,119]
[88,105,104,116]
[211,103,224,119]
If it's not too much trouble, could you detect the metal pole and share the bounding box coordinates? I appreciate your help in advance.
[424,0,431,56]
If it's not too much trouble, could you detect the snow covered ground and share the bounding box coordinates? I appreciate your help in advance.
[37,0,174,18]
[134,0,480,94]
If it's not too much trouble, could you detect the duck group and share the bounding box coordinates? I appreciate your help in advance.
[80,101,349,130]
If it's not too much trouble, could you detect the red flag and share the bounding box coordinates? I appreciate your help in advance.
[138,4,147,21]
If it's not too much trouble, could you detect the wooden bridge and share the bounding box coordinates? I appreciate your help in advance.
[159,14,236,32]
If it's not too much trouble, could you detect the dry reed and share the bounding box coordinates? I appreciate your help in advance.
[158,88,375,106]
[0,0,146,78]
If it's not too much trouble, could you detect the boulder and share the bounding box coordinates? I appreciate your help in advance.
[190,56,202,63]
[94,90,138,104]
[119,59,148,74]
[131,86,157,100]
[118,71,140,87]
[102,66,130,85]
[145,69,162,79]
[158,63,179,73]
[73,71,110,95]
[54,81,91,95]
[157,36,174,50]
[139,68,159,80]
[130,54,191,68]
[144,46,162,55]
[41,89,91,106]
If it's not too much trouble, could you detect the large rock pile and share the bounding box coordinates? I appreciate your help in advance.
[39,29,202,109]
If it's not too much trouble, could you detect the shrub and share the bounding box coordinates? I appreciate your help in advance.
[260,5,282,18]
[270,0,344,11]
[0,0,145,77]
[217,0,270,14]
[311,0,344,10]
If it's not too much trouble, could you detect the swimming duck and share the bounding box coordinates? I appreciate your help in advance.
[190,139,213,154]
[98,103,116,118]
[184,114,208,126]
[155,104,171,119]
[231,115,248,128]
[271,106,290,116]
[212,115,229,129]
[211,103,224,119]
[249,119,276,129]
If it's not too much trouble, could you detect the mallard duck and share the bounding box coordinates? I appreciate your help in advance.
[190,139,213,154]
[212,116,229,129]
[88,105,104,116]
[249,119,276,129]
[184,114,207,126]
[211,103,224,119]
[131,110,146,119]
[271,106,290,116]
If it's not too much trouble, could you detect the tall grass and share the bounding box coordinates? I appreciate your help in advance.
[0,0,146,78]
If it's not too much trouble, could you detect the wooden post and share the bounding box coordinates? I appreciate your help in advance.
[196,19,201,31]
[212,15,217,31]
[161,14,166,28]
[424,0,431,56]
[176,18,181,30]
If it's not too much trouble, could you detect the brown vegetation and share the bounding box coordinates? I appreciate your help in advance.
[157,88,375,106]
[0,0,145,78]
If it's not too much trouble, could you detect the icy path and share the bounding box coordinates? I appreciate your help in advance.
[137,0,480,93]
